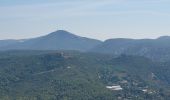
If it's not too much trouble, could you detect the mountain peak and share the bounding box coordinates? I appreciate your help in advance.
[55,30,70,33]
[49,30,75,36]
[0,30,101,51]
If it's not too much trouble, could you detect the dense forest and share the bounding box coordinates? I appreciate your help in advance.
[0,50,170,100]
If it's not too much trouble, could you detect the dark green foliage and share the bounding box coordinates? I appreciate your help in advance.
[0,51,170,100]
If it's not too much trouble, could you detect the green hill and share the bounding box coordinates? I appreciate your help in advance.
[0,51,170,100]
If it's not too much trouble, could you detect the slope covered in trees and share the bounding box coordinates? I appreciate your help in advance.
[0,51,170,100]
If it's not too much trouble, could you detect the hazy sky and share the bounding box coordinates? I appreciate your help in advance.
[0,0,170,40]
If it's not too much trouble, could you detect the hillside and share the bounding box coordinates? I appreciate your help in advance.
[90,37,170,61]
[1,30,170,62]
[0,51,170,100]
[0,40,21,48]
[0,30,102,51]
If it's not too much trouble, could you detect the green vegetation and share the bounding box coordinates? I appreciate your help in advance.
[0,51,170,100]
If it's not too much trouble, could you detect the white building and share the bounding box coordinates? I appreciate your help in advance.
[106,85,123,91]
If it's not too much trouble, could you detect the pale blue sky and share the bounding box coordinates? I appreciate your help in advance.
[0,0,170,40]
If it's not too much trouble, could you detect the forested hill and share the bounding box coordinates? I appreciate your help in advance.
[90,36,170,61]
[0,30,102,51]
[0,51,170,100]
[1,30,170,61]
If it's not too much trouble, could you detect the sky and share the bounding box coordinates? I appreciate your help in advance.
[0,0,170,41]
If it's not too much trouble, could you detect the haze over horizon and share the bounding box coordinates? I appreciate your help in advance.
[0,30,170,41]
[1,0,170,40]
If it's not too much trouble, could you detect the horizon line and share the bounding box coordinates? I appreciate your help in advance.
[0,30,169,41]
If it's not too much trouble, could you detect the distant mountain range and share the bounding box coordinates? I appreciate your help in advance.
[0,30,102,51]
[91,36,170,61]
[1,30,170,61]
